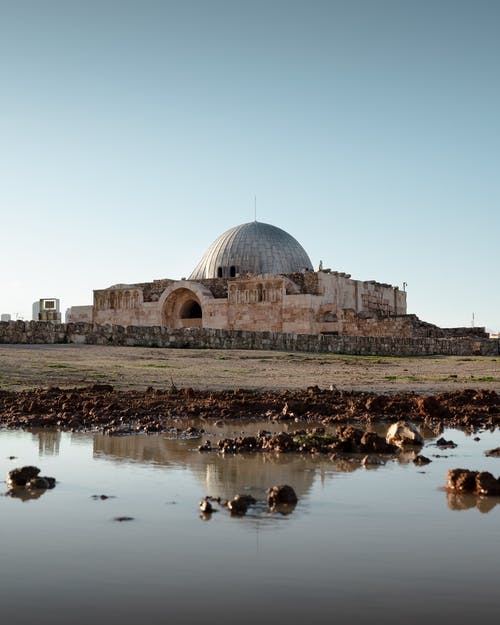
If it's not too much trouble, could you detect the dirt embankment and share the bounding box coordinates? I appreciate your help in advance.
[0,384,498,434]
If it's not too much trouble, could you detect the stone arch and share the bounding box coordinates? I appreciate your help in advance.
[159,281,214,328]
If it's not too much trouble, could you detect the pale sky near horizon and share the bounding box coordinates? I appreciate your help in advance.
[0,0,498,331]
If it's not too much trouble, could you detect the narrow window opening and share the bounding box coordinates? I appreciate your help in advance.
[230,266,236,277]
[217,267,223,278]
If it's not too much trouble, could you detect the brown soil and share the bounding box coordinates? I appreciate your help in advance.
[0,345,498,433]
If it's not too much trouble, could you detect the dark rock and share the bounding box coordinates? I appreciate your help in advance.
[199,498,213,513]
[413,455,431,466]
[25,477,50,489]
[267,484,298,507]
[227,494,256,516]
[447,468,500,496]
[360,431,397,454]
[417,396,450,419]
[7,466,40,488]
[485,447,500,457]
[113,516,134,522]
[185,426,204,438]
[476,472,500,496]
[281,400,307,417]
[436,437,457,448]
[447,468,478,492]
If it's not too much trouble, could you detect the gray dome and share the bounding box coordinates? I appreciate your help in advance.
[189,221,313,280]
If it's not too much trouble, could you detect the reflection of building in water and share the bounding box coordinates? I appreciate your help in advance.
[93,433,324,501]
[32,430,61,456]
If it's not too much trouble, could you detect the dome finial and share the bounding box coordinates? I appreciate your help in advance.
[254,195,257,222]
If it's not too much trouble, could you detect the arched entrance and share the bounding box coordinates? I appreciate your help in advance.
[161,287,204,328]
[179,300,202,320]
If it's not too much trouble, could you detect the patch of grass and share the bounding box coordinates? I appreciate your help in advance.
[47,363,70,369]
[384,374,499,383]
[142,363,176,369]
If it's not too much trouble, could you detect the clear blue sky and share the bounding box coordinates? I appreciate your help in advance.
[1,0,498,331]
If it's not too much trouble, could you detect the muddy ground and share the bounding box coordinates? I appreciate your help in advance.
[0,344,498,433]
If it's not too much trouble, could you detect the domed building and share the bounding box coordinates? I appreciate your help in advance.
[69,220,408,336]
[189,221,314,279]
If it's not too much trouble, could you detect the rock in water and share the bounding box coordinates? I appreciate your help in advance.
[26,477,51,490]
[199,499,213,513]
[447,468,500,496]
[227,494,256,516]
[485,447,500,457]
[413,455,431,466]
[7,466,40,488]
[267,484,298,507]
[386,421,423,448]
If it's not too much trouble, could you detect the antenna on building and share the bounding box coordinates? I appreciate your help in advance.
[472,312,475,327]
[254,195,257,222]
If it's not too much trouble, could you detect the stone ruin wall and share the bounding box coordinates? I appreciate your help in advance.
[65,305,93,323]
[69,271,408,334]
[0,320,497,357]
[92,287,161,327]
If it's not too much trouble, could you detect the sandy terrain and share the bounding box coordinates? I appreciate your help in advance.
[0,344,498,394]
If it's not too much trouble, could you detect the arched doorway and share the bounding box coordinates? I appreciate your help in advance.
[161,288,203,328]
[179,300,202,319]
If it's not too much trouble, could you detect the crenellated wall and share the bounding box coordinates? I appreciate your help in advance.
[0,320,497,357]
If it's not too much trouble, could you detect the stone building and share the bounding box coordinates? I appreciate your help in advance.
[68,220,416,337]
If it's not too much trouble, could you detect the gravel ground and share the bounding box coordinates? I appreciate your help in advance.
[0,344,498,393]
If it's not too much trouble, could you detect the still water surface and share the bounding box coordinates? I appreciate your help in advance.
[1,423,499,625]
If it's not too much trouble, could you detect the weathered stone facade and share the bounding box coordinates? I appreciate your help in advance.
[69,270,410,337]
[1,321,498,357]
[64,220,483,342]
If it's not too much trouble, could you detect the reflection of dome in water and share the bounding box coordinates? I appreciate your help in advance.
[189,221,314,280]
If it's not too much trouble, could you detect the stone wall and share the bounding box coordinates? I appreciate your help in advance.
[405,315,489,339]
[65,305,93,323]
[0,320,498,357]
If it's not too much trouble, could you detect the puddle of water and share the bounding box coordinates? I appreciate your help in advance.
[0,424,499,625]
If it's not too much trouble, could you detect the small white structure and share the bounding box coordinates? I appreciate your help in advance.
[34,299,61,322]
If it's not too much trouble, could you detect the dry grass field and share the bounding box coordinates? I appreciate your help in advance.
[0,344,499,394]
